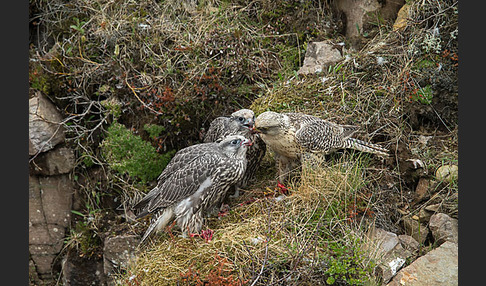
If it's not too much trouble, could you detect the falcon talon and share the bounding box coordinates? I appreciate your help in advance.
[277,181,289,194]
[189,233,200,238]
[200,229,214,242]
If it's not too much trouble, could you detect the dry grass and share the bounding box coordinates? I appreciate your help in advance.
[116,153,381,285]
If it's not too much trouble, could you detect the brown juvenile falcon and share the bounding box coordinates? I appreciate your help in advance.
[204,109,266,195]
[254,111,389,183]
[133,135,251,243]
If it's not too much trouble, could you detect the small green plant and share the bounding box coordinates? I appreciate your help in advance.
[70,17,86,34]
[101,97,122,119]
[324,241,376,285]
[411,85,433,104]
[64,220,103,257]
[101,121,175,183]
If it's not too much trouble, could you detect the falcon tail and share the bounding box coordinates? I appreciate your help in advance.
[140,208,174,244]
[345,138,389,157]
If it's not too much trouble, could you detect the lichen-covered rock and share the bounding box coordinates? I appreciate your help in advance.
[103,234,141,285]
[393,3,411,31]
[366,227,413,283]
[435,164,458,182]
[429,213,458,244]
[29,175,73,281]
[297,41,342,75]
[402,216,429,244]
[387,241,458,286]
[398,234,420,255]
[29,90,65,156]
[30,146,76,175]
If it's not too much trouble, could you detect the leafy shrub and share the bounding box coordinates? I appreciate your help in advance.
[101,121,175,183]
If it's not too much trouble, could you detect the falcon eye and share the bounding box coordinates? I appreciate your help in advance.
[238,117,245,122]
[231,139,241,145]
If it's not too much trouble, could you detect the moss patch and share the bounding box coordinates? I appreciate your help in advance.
[101,121,175,183]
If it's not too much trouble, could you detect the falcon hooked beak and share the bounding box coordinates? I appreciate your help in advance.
[242,138,253,146]
[252,127,263,134]
[243,117,255,129]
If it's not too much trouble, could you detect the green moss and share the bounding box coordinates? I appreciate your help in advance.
[29,64,54,96]
[143,123,166,138]
[101,121,175,183]
[414,58,436,70]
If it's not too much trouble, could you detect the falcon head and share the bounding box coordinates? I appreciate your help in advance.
[231,109,255,129]
[219,135,252,158]
[254,111,286,136]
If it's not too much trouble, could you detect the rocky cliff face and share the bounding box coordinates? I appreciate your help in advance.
[29,90,75,283]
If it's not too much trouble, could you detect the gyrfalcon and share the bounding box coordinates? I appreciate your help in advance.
[133,135,251,243]
[204,109,266,195]
[254,111,389,183]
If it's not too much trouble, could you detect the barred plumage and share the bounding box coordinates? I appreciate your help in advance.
[254,111,389,183]
[133,135,250,243]
[204,109,266,195]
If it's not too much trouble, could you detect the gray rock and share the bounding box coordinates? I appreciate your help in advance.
[387,241,458,286]
[333,0,405,47]
[29,258,42,284]
[402,216,429,244]
[417,207,433,223]
[370,227,399,254]
[31,146,76,175]
[29,243,64,256]
[333,0,381,42]
[29,174,74,279]
[29,91,65,156]
[297,41,342,75]
[398,234,420,255]
[29,224,55,245]
[29,175,46,225]
[366,228,413,283]
[38,175,73,227]
[425,204,441,212]
[30,254,58,278]
[412,177,430,204]
[103,235,141,285]
[62,251,105,286]
[429,213,458,244]
[435,164,458,182]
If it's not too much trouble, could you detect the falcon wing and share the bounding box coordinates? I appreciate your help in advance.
[143,152,218,214]
[133,145,218,216]
[155,142,217,183]
[204,117,229,143]
[295,120,358,153]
